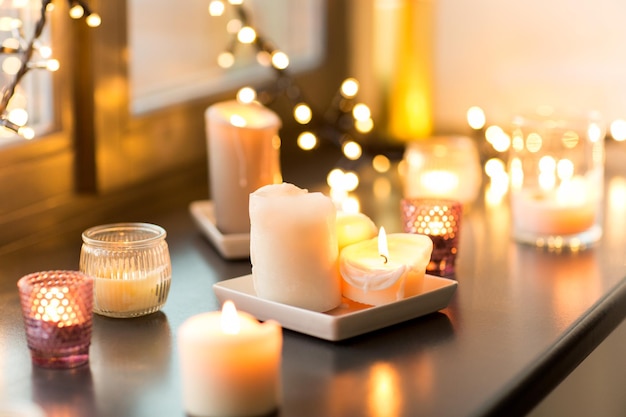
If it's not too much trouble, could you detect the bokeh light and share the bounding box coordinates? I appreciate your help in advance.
[372,154,391,173]
[217,51,235,68]
[86,13,101,27]
[610,119,626,141]
[8,108,28,125]
[355,118,374,133]
[237,26,256,44]
[209,0,225,16]
[340,78,359,98]
[297,131,317,150]
[352,103,371,122]
[294,103,312,124]
[236,87,256,103]
[271,51,289,70]
[467,106,486,130]
[342,141,362,161]
[69,4,84,19]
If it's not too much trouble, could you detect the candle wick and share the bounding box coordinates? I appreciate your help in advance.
[381,254,388,264]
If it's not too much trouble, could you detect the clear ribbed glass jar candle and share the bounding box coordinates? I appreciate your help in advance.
[80,223,172,318]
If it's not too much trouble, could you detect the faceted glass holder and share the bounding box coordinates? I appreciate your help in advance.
[401,198,463,277]
[17,270,94,369]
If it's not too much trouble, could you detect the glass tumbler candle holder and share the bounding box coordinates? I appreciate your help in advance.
[401,198,462,277]
[17,270,94,369]
[402,136,482,206]
[80,222,172,318]
[508,112,605,250]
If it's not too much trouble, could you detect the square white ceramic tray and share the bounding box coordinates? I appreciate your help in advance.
[213,274,458,341]
[189,200,250,259]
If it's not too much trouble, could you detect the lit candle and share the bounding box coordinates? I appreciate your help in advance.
[339,227,433,306]
[92,271,168,316]
[511,177,597,236]
[206,100,282,234]
[249,183,342,312]
[17,271,94,369]
[507,112,605,248]
[401,198,463,277]
[177,301,282,417]
[336,211,378,251]
[80,222,171,318]
[402,136,482,205]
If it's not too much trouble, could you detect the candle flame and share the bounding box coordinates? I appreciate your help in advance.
[221,300,240,335]
[378,227,389,263]
[428,220,445,235]
[37,287,76,327]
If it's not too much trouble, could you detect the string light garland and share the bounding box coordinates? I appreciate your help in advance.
[0,0,100,140]
[209,0,390,205]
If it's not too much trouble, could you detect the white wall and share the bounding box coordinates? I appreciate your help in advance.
[351,0,626,134]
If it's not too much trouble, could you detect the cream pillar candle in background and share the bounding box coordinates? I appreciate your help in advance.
[178,301,282,417]
[249,183,342,312]
[206,100,282,234]
[340,227,433,306]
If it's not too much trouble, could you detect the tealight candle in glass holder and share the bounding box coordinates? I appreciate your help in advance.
[402,136,482,206]
[508,112,605,250]
[401,198,463,277]
[17,270,94,369]
[80,222,172,318]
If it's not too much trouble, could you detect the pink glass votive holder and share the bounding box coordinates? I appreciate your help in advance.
[17,270,94,369]
[401,198,462,277]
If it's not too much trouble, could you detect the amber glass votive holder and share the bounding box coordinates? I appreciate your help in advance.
[17,270,94,369]
[401,198,462,277]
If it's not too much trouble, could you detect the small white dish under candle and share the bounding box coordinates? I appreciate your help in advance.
[189,200,250,259]
[213,274,457,341]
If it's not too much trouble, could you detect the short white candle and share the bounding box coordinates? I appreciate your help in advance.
[249,183,342,312]
[340,227,433,306]
[336,211,378,251]
[511,177,598,236]
[206,100,282,234]
[177,301,282,417]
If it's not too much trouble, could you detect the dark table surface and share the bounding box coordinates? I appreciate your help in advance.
[1,148,626,417]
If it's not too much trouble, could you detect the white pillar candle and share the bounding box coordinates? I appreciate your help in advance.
[206,100,282,234]
[340,227,433,306]
[178,301,282,417]
[249,183,342,312]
